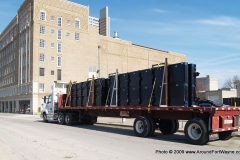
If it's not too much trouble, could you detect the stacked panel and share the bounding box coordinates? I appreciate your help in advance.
[152,66,166,106]
[118,73,129,106]
[128,71,140,105]
[71,83,77,107]
[188,64,197,106]
[67,61,197,107]
[168,62,189,106]
[140,69,154,106]
[76,83,82,106]
[95,78,108,106]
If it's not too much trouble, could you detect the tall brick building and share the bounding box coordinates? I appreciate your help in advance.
[0,0,186,114]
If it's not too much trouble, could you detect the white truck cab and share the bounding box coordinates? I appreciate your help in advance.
[40,82,67,122]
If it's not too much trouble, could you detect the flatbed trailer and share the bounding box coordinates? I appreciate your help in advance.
[41,61,240,145]
[42,96,240,145]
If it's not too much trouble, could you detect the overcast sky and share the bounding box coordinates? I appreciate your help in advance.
[1,0,240,88]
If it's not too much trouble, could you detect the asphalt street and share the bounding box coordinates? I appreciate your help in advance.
[0,114,240,160]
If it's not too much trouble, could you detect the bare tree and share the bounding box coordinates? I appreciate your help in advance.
[223,75,240,88]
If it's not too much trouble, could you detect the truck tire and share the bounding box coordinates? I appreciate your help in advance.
[58,112,65,125]
[133,116,151,137]
[85,115,97,125]
[159,119,175,135]
[147,117,156,137]
[173,119,179,134]
[184,118,208,145]
[65,113,73,126]
[219,131,232,140]
[43,113,48,123]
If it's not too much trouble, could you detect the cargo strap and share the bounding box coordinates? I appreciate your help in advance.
[65,81,73,107]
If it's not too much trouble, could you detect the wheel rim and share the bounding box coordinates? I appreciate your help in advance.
[58,115,62,123]
[43,114,47,121]
[65,115,69,124]
[188,123,202,140]
[135,120,144,133]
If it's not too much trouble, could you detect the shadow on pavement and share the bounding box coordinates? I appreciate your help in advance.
[35,120,190,145]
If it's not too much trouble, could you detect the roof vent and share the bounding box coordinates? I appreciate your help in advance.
[113,31,119,39]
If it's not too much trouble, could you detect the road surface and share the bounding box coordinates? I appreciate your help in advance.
[0,114,240,160]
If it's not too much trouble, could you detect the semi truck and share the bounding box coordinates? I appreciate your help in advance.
[40,60,240,145]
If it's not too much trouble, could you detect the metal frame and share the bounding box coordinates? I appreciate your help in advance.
[110,69,118,107]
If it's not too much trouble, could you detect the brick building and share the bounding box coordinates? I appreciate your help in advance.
[0,0,186,114]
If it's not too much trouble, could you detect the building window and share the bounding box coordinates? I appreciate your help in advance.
[39,39,45,48]
[67,20,70,25]
[89,66,96,78]
[75,19,80,28]
[75,33,79,41]
[51,16,55,21]
[39,83,45,92]
[57,56,62,67]
[51,29,55,35]
[51,56,54,62]
[51,70,54,75]
[40,11,46,21]
[39,68,45,76]
[39,53,45,62]
[57,43,62,53]
[58,17,62,27]
[51,43,55,48]
[89,66,96,72]
[57,69,61,80]
[66,32,70,37]
[40,25,45,34]
[57,30,62,40]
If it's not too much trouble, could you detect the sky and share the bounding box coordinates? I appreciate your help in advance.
[1,0,240,88]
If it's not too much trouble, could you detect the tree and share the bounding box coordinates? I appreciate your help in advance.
[222,75,240,88]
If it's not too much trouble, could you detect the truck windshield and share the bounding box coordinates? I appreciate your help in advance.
[47,95,52,104]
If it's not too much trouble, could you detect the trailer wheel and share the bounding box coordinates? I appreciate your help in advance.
[58,112,65,125]
[147,117,156,136]
[184,118,208,145]
[85,115,97,125]
[65,113,73,126]
[133,116,151,137]
[219,131,232,140]
[173,119,179,134]
[43,113,48,123]
[159,119,175,135]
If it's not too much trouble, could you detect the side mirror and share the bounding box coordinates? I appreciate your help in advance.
[43,96,47,103]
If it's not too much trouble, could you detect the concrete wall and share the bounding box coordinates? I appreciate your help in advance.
[205,89,237,103]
